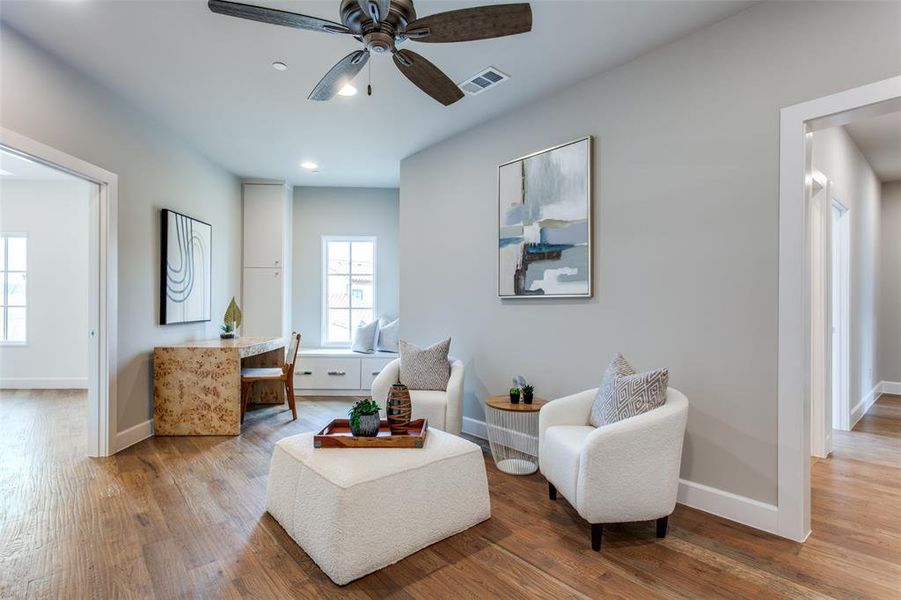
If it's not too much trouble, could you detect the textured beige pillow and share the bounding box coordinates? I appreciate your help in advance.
[399,338,451,391]
[590,353,668,427]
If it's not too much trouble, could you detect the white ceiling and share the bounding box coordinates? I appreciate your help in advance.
[1,0,755,187]
[845,110,901,183]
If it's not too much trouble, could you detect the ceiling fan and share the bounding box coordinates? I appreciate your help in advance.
[208,0,532,106]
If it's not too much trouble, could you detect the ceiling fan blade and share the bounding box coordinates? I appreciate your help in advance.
[308,50,370,101]
[404,3,531,43]
[356,0,391,22]
[392,49,463,106]
[208,0,351,34]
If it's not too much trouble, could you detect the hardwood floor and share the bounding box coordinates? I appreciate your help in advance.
[1,390,898,599]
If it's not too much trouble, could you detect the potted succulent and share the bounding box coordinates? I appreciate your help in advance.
[509,387,521,404]
[349,398,382,437]
[522,384,535,405]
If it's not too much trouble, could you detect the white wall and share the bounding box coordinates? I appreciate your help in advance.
[1,25,243,432]
[880,180,901,384]
[0,179,91,387]
[398,1,901,506]
[292,186,399,347]
[812,126,882,418]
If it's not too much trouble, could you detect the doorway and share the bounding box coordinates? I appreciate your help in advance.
[0,128,118,457]
[778,75,901,541]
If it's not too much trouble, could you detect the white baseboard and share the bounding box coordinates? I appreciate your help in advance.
[296,389,369,397]
[0,377,88,389]
[880,380,901,395]
[676,479,779,535]
[850,382,882,428]
[115,419,153,453]
[462,416,487,440]
[463,415,779,536]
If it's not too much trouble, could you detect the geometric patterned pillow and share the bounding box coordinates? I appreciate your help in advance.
[589,353,668,427]
[399,338,451,391]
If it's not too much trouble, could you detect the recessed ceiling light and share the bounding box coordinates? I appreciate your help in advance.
[272,61,288,71]
[300,161,318,170]
[338,84,358,97]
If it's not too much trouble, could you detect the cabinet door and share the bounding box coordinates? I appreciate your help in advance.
[361,357,396,391]
[295,357,362,390]
[242,268,284,337]
[243,184,286,268]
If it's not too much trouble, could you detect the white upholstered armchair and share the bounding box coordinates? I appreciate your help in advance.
[371,358,464,435]
[538,387,689,550]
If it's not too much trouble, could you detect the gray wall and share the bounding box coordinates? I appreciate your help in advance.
[812,126,882,415]
[1,25,243,432]
[292,186,399,347]
[398,1,901,505]
[881,181,901,383]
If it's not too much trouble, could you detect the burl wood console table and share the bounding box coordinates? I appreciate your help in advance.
[153,336,286,435]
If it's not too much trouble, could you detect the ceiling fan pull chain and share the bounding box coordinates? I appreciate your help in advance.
[368,59,373,97]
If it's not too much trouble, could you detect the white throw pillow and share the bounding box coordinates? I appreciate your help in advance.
[376,318,399,353]
[351,319,379,354]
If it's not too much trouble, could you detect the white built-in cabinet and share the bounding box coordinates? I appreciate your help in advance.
[242,183,292,339]
[295,348,397,396]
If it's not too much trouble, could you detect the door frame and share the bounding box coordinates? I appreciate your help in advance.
[809,170,832,459]
[778,75,901,542]
[0,127,118,457]
[831,199,850,432]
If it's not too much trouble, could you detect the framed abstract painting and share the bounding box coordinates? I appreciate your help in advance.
[498,136,592,298]
[160,209,212,324]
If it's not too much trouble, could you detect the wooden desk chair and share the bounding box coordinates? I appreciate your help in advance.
[240,332,301,423]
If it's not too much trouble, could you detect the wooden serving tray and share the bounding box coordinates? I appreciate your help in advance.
[313,418,429,448]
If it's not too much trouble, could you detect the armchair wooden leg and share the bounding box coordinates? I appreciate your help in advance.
[548,482,557,501]
[240,381,251,424]
[591,524,603,551]
[285,378,297,421]
[656,516,669,539]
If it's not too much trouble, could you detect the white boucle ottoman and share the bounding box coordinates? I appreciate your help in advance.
[265,428,491,585]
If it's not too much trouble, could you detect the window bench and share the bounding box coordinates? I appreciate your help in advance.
[295,348,398,396]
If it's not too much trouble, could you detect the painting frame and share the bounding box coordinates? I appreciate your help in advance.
[160,208,212,325]
[497,136,593,299]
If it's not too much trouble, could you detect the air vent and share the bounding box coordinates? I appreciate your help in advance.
[458,67,509,96]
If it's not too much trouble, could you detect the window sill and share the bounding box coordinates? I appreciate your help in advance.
[0,341,28,347]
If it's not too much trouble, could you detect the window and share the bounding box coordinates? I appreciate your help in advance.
[1,235,27,343]
[322,236,376,345]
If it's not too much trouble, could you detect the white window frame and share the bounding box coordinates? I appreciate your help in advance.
[321,235,377,347]
[0,233,28,345]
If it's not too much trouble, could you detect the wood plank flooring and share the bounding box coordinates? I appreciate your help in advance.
[1,389,898,599]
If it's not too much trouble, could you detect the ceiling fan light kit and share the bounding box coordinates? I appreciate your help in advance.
[208,0,532,105]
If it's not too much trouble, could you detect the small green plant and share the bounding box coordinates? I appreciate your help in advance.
[509,387,520,396]
[349,398,381,432]
[221,322,235,334]
[522,384,534,395]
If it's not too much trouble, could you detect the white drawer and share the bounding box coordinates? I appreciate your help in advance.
[361,357,396,391]
[296,357,361,390]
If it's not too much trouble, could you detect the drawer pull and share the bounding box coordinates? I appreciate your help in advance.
[300,371,313,375]
[371,371,381,375]
[327,370,346,376]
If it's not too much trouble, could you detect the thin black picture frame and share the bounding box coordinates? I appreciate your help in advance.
[160,208,212,325]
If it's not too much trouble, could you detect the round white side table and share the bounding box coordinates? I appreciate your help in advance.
[484,395,547,475]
